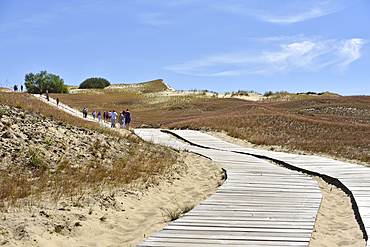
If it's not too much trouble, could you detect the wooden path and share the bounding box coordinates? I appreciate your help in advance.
[167,129,370,246]
[135,129,322,246]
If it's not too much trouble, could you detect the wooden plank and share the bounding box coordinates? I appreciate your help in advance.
[134,129,322,246]
[171,220,316,228]
[138,237,309,246]
[148,230,311,241]
[167,226,313,231]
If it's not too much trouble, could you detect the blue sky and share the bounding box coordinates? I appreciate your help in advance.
[1,0,369,95]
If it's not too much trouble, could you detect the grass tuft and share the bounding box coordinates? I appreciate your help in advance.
[162,208,181,221]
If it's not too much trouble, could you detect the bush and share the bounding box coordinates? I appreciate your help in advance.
[79,78,110,89]
[264,91,273,97]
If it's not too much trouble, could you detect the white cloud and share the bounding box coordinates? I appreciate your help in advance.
[213,0,347,24]
[165,37,366,76]
[257,3,345,24]
[337,38,365,68]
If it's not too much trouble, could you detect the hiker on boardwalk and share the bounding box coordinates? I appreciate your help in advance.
[82,108,87,118]
[108,111,112,123]
[106,111,109,122]
[119,111,124,128]
[111,110,118,128]
[125,109,131,127]
[14,85,18,92]
[46,90,49,101]
[56,98,60,107]
[21,85,23,92]
[92,110,96,119]
[98,111,102,122]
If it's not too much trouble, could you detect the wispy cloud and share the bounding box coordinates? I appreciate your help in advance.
[256,2,346,24]
[337,38,365,68]
[213,0,347,24]
[165,37,366,76]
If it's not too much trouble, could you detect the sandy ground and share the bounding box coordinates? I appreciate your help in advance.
[205,130,366,247]
[0,152,224,247]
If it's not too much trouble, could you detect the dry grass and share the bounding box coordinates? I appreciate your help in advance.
[166,97,370,163]
[0,92,110,134]
[48,81,370,163]
[162,204,195,222]
[0,92,182,209]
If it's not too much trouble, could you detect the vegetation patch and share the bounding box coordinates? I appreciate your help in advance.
[79,77,110,89]
[0,93,183,209]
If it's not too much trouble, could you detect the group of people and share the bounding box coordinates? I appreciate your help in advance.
[13,85,24,92]
[82,108,131,128]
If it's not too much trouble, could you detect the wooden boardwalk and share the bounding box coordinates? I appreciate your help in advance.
[167,129,370,246]
[135,129,322,246]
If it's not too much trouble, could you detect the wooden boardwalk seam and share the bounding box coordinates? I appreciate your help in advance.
[167,129,370,246]
[135,129,322,246]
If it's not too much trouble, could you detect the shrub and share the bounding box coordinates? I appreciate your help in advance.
[79,78,110,89]
[264,91,273,97]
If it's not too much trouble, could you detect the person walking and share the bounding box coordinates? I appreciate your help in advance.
[92,110,96,120]
[46,90,49,101]
[119,111,124,128]
[98,111,102,122]
[106,111,109,123]
[124,109,131,128]
[122,110,126,128]
[82,108,88,118]
[111,110,118,128]
[56,98,60,107]
[108,111,112,123]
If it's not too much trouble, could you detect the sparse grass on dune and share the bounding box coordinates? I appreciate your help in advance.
[68,79,167,95]
[0,92,182,209]
[0,92,120,136]
[51,81,370,164]
[56,86,223,127]
[23,78,370,165]
[0,88,12,92]
[262,90,340,102]
[166,97,370,163]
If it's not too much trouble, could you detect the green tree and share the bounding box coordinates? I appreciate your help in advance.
[79,77,110,89]
[25,70,69,94]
